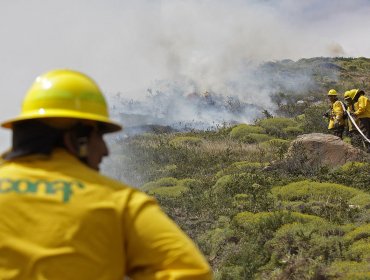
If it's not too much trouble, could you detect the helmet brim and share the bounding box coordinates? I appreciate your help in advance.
[1,109,122,133]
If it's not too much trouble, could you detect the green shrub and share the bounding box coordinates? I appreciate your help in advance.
[325,261,370,279]
[261,138,290,149]
[169,136,202,147]
[245,133,273,143]
[215,161,264,179]
[197,226,235,259]
[272,180,369,206]
[215,266,245,280]
[259,220,347,279]
[233,211,324,230]
[142,176,199,198]
[141,177,192,191]
[283,125,304,136]
[155,177,178,187]
[265,221,346,262]
[141,181,159,191]
[211,173,274,214]
[260,139,290,160]
[346,239,370,261]
[257,255,326,280]
[300,103,329,133]
[141,177,186,191]
[229,124,271,143]
[178,178,200,189]
[340,162,369,172]
[148,185,189,198]
[230,124,265,138]
[272,180,370,222]
[321,162,370,192]
[257,117,300,138]
[344,224,370,242]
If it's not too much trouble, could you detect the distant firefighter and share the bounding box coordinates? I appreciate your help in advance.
[323,89,346,139]
[344,89,363,148]
[352,89,370,152]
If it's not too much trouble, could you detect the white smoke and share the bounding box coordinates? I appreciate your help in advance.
[1,0,370,150]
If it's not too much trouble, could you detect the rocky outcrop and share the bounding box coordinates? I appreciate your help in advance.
[286,133,369,168]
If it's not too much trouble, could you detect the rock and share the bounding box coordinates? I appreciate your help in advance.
[286,133,369,168]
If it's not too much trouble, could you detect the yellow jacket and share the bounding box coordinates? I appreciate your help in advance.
[328,100,345,129]
[0,149,212,280]
[354,95,370,118]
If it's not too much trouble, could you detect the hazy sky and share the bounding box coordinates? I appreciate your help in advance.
[1,0,370,151]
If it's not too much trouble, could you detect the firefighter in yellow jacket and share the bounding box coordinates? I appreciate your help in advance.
[0,69,213,280]
[352,89,370,151]
[324,89,346,139]
[344,89,363,148]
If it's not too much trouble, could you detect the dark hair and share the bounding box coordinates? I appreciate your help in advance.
[4,120,94,160]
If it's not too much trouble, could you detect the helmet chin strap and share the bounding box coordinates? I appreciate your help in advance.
[63,128,90,164]
[77,136,89,158]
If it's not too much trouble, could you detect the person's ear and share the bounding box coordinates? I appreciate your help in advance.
[63,132,78,156]
[63,131,89,158]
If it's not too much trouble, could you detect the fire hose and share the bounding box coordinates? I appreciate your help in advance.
[346,109,370,144]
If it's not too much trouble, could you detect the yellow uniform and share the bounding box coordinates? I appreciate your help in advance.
[328,100,345,130]
[0,149,212,280]
[354,95,370,119]
[354,95,370,149]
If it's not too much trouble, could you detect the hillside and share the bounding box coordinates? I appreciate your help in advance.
[103,57,370,279]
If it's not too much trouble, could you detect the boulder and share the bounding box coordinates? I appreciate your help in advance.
[286,133,369,168]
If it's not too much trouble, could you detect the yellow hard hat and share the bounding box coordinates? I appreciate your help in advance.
[1,69,122,133]
[352,88,364,100]
[327,89,338,96]
[344,89,357,101]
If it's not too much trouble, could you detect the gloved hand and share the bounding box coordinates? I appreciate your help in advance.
[322,111,330,118]
[334,120,340,128]
[347,112,355,119]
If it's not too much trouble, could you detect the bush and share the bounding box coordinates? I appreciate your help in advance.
[156,177,178,187]
[325,261,370,279]
[215,266,245,280]
[257,255,326,280]
[211,173,274,214]
[244,133,273,143]
[229,124,270,143]
[142,177,193,198]
[260,221,347,279]
[230,124,265,138]
[215,161,264,179]
[197,218,235,259]
[283,125,304,136]
[231,211,327,279]
[178,178,200,189]
[260,139,290,160]
[272,180,370,206]
[344,224,370,242]
[148,185,189,198]
[141,177,179,191]
[321,162,370,192]
[272,180,370,222]
[265,221,346,262]
[169,136,202,147]
[257,117,300,138]
[346,239,370,261]
[300,103,329,133]
[233,211,324,231]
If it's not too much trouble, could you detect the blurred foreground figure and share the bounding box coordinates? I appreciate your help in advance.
[0,69,212,279]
